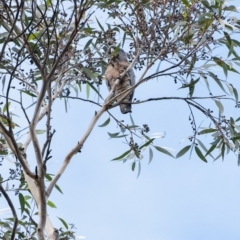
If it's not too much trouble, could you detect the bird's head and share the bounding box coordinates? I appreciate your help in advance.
[108,46,128,62]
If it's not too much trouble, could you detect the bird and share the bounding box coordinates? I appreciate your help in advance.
[105,47,135,114]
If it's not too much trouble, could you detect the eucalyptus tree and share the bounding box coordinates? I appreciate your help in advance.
[0,0,240,239]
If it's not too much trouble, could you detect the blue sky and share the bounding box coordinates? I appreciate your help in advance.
[1,1,240,240]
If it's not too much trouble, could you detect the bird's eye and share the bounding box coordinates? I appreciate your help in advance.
[108,47,115,54]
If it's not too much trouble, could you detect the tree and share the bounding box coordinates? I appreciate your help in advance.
[0,0,240,239]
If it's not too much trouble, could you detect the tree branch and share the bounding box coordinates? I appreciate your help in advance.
[0,184,18,240]
[46,104,107,197]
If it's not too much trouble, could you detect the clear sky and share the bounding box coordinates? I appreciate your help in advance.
[1,1,240,240]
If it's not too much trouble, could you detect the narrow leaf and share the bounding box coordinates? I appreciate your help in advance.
[86,82,90,99]
[221,143,225,160]
[181,0,190,7]
[131,162,136,171]
[112,149,131,160]
[98,117,110,127]
[35,130,46,134]
[195,146,207,162]
[140,138,154,149]
[18,193,25,214]
[86,81,103,100]
[154,146,175,158]
[2,75,6,93]
[55,184,63,194]
[3,102,10,113]
[137,161,141,178]
[58,217,68,229]
[179,78,199,89]
[149,147,153,164]
[205,144,216,157]
[214,100,224,114]
[83,68,97,81]
[47,200,57,208]
[19,90,37,97]
[83,39,93,51]
[95,17,104,31]
[176,145,191,158]
[198,128,217,134]
[108,132,119,138]
[208,71,227,93]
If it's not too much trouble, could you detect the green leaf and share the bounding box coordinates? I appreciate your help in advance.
[55,184,63,194]
[0,150,8,155]
[235,117,240,122]
[212,57,228,77]
[221,143,225,160]
[179,78,199,89]
[176,145,191,158]
[95,17,104,31]
[154,146,175,158]
[137,161,141,178]
[108,132,120,138]
[139,138,154,149]
[149,147,153,164]
[208,71,227,94]
[127,125,140,130]
[205,144,216,157]
[112,149,131,160]
[83,39,93,51]
[232,85,238,103]
[108,132,128,138]
[86,82,90,99]
[45,174,53,181]
[47,200,57,208]
[18,193,25,214]
[195,146,207,163]
[231,136,240,141]
[181,0,190,7]
[187,54,196,77]
[197,139,214,159]
[224,5,237,12]
[2,75,6,93]
[83,68,98,81]
[19,90,37,97]
[3,102,10,113]
[201,1,210,9]
[85,81,103,100]
[197,139,210,155]
[98,117,110,127]
[214,100,224,114]
[198,13,213,24]
[24,195,32,201]
[131,162,136,171]
[35,130,46,134]
[201,75,211,93]
[198,128,217,135]
[58,217,68,229]
[226,83,233,95]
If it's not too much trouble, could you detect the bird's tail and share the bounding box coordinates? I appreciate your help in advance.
[116,78,132,114]
[120,103,132,114]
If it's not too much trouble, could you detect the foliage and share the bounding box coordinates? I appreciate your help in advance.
[0,0,239,239]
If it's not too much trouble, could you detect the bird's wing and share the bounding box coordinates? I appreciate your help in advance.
[118,60,135,101]
[105,63,120,91]
[128,68,135,101]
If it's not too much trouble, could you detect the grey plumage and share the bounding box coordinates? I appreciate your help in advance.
[105,47,135,114]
